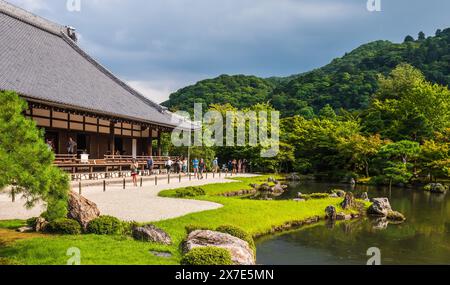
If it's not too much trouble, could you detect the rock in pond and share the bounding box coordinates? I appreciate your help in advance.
[184,230,255,265]
[133,224,172,245]
[424,183,448,194]
[360,192,370,202]
[68,191,100,230]
[367,198,392,217]
[387,210,406,222]
[336,212,352,221]
[331,189,346,198]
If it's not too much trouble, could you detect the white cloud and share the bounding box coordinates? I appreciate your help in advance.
[127,79,180,104]
[8,0,49,12]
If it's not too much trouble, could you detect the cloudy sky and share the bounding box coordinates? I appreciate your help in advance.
[8,0,450,103]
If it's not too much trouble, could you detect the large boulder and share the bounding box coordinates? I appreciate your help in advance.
[184,230,255,265]
[367,198,392,217]
[331,189,346,198]
[132,224,172,245]
[68,191,100,230]
[35,217,49,232]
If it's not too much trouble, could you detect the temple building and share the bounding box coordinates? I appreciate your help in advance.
[0,0,190,162]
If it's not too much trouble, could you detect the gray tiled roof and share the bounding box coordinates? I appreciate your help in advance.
[0,0,187,129]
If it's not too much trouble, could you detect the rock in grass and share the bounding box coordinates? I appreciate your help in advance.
[325,206,337,220]
[184,230,255,265]
[341,192,356,210]
[132,224,172,245]
[424,183,448,194]
[68,191,100,230]
[367,198,392,217]
[336,212,352,221]
[16,226,33,233]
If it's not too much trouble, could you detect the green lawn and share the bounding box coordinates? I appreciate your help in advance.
[0,175,363,265]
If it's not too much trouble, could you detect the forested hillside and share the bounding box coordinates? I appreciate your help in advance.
[162,28,450,116]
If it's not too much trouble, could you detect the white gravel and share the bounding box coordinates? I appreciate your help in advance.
[0,174,256,222]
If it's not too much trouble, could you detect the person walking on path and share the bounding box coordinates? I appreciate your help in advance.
[212,157,219,173]
[130,159,139,187]
[238,159,242,174]
[199,158,205,180]
[192,158,199,179]
[182,158,188,174]
[146,156,154,175]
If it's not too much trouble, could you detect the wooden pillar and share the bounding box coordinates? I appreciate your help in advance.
[147,128,153,156]
[109,121,115,157]
[157,130,162,156]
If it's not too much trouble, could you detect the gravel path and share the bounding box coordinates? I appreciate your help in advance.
[0,174,256,222]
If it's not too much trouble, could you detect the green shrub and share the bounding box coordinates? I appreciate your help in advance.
[181,247,232,265]
[26,217,38,228]
[87,216,122,235]
[47,218,81,235]
[121,221,141,236]
[185,224,213,234]
[175,187,206,198]
[216,225,255,253]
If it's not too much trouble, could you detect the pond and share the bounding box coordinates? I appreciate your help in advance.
[256,182,450,265]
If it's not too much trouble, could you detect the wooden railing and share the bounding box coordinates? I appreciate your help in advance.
[54,154,182,179]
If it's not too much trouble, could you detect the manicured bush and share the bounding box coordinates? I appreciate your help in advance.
[121,221,141,236]
[216,225,255,253]
[180,247,232,265]
[46,218,81,235]
[175,187,206,198]
[87,216,122,235]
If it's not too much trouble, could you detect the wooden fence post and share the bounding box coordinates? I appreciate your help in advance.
[123,178,126,190]
[103,180,106,192]
[79,182,82,195]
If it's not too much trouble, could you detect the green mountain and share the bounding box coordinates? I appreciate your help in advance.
[162,28,450,116]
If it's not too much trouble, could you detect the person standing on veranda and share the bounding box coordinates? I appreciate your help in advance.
[67,137,77,155]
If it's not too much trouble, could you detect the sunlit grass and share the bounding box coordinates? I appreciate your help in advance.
[0,175,363,265]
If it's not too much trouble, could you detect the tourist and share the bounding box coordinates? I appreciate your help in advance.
[212,157,219,173]
[199,159,205,179]
[46,139,54,152]
[165,158,173,174]
[232,159,237,174]
[175,158,181,174]
[130,159,139,187]
[147,156,154,175]
[192,157,199,178]
[242,159,248,173]
[66,137,77,155]
[238,159,242,174]
[182,158,188,174]
[227,160,233,173]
